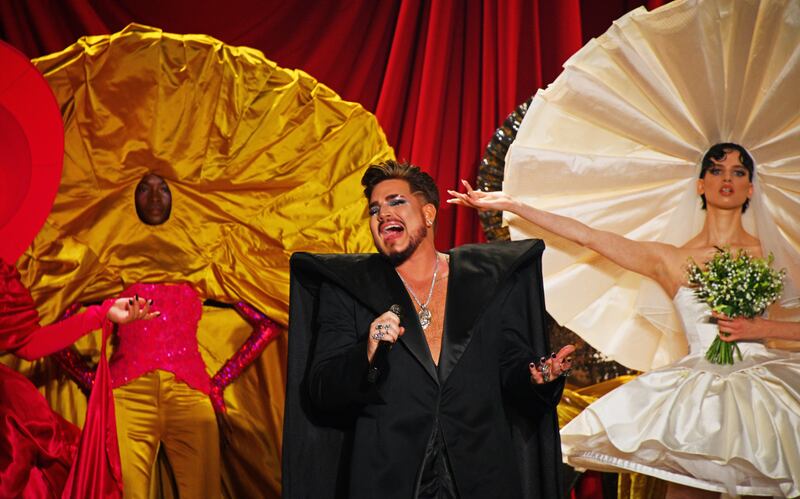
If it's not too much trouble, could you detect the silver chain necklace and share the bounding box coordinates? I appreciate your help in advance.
[396,254,440,330]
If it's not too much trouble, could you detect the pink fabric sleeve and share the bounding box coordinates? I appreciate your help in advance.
[209,301,282,413]
[13,300,114,361]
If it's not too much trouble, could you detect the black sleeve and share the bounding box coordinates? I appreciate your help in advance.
[307,281,381,412]
[499,272,565,414]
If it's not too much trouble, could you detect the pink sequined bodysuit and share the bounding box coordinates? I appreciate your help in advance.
[109,283,210,393]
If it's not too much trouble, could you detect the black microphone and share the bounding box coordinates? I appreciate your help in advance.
[381,304,402,352]
[367,304,402,383]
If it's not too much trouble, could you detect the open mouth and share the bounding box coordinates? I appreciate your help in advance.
[380,222,405,242]
[720,186,734,195]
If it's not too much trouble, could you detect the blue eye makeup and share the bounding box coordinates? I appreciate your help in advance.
[388,198,407,207]
[369,196,409,216]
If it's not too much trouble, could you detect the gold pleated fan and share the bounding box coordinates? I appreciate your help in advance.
[19,23,393,325]
[9,25,393,497]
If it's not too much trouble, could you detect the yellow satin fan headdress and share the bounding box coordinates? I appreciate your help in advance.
[19,24,394,324]
[504,0,800,371]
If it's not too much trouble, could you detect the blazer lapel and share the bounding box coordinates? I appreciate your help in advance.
[438,240,543,384]
[370,258,439,384]
[293,252,438,383]
[438,250,484,384]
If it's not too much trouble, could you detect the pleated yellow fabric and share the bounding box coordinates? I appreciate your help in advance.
[19,23,392,324]
[9,23,393,498]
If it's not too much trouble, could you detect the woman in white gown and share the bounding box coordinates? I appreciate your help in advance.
[449,143,800,498]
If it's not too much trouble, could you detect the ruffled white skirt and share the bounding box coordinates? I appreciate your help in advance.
[561,346,800,497]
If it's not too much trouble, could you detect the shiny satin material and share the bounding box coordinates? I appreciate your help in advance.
[12,302,287,498]
[209,301,282,413]
[2,260,108,367]
[561,287,800,497]
[617,473,667,499]
[1,260,120,498]
[13,24,391,497]
[0,364,79,499]
[0,259,40,352]
[503,0,800,371]
[112,283,210,393]
[19,24,392,326]
[53,285,281,495]
[557,376,637,429]
[115,370,220,499]
[63,321,123,499]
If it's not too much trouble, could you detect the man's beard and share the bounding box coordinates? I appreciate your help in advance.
[380,225,427,266]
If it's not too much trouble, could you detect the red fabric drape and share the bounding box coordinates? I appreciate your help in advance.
[62,320,123,499]
[1,0,669,249]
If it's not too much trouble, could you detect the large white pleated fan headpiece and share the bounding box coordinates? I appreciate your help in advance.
[504,0,800,371]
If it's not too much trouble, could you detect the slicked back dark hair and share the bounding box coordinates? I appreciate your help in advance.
[699,143,754,213]
[361,160,440,209]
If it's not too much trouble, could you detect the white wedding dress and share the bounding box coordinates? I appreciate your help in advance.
[499,1,800,496]
[561,287,800,497]
[502,0,800,373]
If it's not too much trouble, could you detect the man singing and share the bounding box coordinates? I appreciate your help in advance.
[283,161,572,499]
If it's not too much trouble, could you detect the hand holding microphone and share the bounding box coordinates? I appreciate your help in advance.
[367,305,404,365]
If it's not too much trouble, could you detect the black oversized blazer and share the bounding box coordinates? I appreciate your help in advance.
[282,239,564,499]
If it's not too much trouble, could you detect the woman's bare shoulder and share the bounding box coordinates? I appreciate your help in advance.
[739,234,763,258]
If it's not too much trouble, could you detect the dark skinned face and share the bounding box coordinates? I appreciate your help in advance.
[135,173,172,225]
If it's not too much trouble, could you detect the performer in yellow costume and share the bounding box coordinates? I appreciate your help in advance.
[54,173,281,498]
[15,24,394,498]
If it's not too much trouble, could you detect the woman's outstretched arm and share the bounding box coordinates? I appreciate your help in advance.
[447,180,675,284]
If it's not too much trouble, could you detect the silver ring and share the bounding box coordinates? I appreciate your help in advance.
[372,331,385,341]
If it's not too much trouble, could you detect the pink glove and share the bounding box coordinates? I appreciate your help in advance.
[209,301,281,413]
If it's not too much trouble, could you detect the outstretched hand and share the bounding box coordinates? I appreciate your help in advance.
[446,180,515,212]
[106,296,160,324]
[529,344,576,384]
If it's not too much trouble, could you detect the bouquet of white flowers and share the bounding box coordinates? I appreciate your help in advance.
[686,247,785,365]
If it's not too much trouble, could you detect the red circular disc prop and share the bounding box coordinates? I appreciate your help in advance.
[0,40,63,263]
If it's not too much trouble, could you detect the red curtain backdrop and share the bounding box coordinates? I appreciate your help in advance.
[1,0,668,249]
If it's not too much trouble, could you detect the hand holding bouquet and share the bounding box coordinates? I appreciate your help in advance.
[686,247,785,365]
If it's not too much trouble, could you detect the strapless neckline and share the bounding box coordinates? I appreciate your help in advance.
[672,285,767,357]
